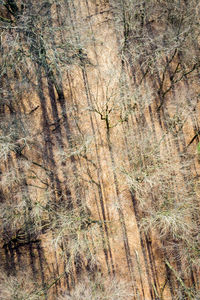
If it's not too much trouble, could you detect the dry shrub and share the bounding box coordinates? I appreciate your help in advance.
[0,114,33,162]
[59,274,134,300]
[167,232,200,273]
[123,128,199,247]
[122,125,200,290]
[0,160,31,191]
[47,203,102,270]
[0,159,44,244]
[140,204,197,241]
[0,270,40,300]
[0,196,27,243]
[112,0,200,71]
[163,89,199,136]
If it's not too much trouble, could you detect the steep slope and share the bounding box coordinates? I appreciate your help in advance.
[0,1,199,299]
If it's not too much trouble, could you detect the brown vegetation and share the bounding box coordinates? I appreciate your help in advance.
[0,0,199,299]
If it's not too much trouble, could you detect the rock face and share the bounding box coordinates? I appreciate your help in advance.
[0,1,199,299]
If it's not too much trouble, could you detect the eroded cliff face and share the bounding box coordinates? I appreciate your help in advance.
[0,0,200,299]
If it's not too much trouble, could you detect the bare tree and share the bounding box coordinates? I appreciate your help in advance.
[111,0,200,109]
